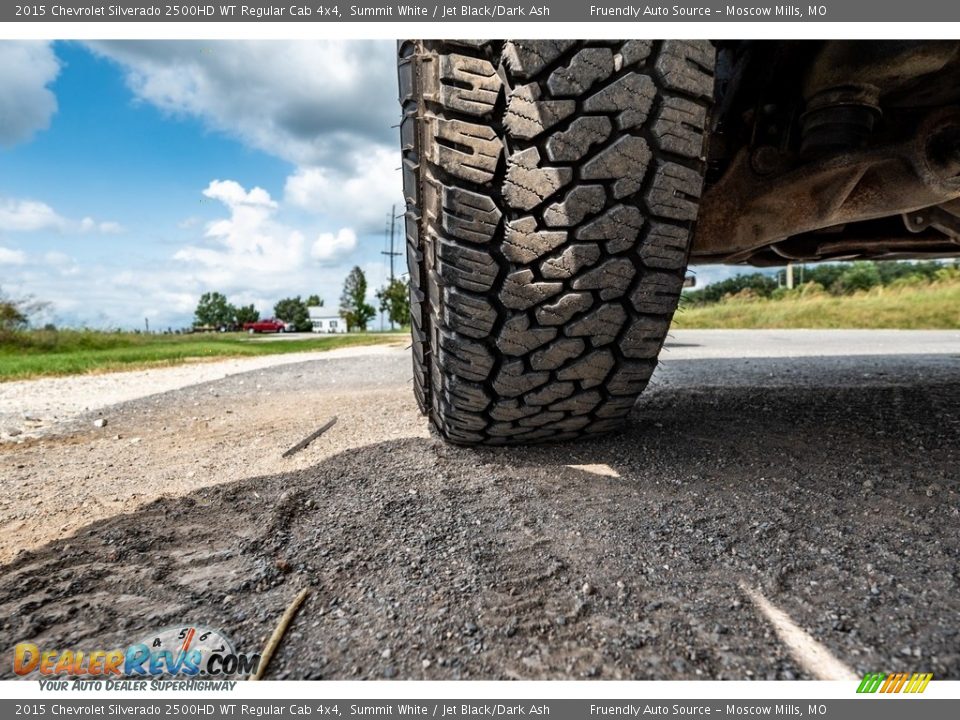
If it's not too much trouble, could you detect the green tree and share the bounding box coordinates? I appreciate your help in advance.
[339,266,376,331]
[274,296,311,332]
[684,273,778,305]
[0,298,27,332]
[832,261,881,294]
[376,278,410,328]
[194,292,236,328]
[0,288,49,334]
[305,294,324,308]
[234,303,260,325]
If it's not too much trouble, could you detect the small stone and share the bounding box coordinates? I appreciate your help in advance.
[4,428,21,437]
[381,648,392,659]
[94,418,108,428]
[383,666,397,678]
[582,582,595,595]
[421,659,431,669]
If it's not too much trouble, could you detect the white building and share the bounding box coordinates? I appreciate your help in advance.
[308,306,347,334]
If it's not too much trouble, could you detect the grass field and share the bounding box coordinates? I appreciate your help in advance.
[4,279,957,381]
[0,330,407,382]
[674,279,960,330]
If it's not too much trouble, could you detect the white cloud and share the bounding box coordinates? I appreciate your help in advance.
[0,197,65,232]
[6,41,402,330]
[5,177,372,329]
[0,196,122,235]
[174,180,304,278]
[173,179,360,297]
[311,228,357,263]
[84,40,397,167]
[204,179,276,210]
[98,221,125,234]
[0,246,27,265]
[84,40,403,235]
[0,42,60,147]
[285,146,401,233]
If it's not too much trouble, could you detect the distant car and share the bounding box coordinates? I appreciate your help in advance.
[242,319,286,334]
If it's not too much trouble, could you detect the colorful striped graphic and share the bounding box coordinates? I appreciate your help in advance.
[857,672,933,694]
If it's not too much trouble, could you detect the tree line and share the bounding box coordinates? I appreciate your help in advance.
[193,265,410,332]
[684,260,960,306]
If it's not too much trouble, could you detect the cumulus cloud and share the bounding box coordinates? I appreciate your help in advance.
[0,196,122,235]
[84,40,397,167]
[7,177,369,329]
[84,40,403,234]
[0,246,27,265]
[285,146,401,233]
[173,179,358,292]
[0,197,65,232]
[8,41,402,329]
[0,42,60,147]
[174,180,303,279]
[311,228,357,263]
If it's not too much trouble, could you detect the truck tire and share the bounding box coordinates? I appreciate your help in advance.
[398,40,715,445]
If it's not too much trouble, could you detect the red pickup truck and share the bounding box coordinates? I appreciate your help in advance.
[242,319,288,334]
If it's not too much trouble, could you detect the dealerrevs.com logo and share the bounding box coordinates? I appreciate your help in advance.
[857,672,933,694]
[14,625,260,678]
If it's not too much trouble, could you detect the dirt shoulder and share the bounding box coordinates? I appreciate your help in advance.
[0,344,405,443]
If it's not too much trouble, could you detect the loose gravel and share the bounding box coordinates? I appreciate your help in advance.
[1,331,957,680]
[0,344,403,443]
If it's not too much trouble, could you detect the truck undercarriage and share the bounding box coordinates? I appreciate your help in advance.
[694,40,960,266]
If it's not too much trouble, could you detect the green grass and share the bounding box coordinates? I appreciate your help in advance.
[674,280,960,329]
[0,330,407,382]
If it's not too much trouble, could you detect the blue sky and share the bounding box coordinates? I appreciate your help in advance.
[0,40,740,330]
[0,40,402,329]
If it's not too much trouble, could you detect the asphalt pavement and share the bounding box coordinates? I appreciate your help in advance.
[1,330,957,680]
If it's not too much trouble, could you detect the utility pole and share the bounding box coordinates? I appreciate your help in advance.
[786,262,794,290]
[381,204,403,330]
[145,317,149,333]
[382,204,401,282]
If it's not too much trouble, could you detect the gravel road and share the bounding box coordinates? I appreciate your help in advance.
[1,330,958,680]
[0,343,404,442]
